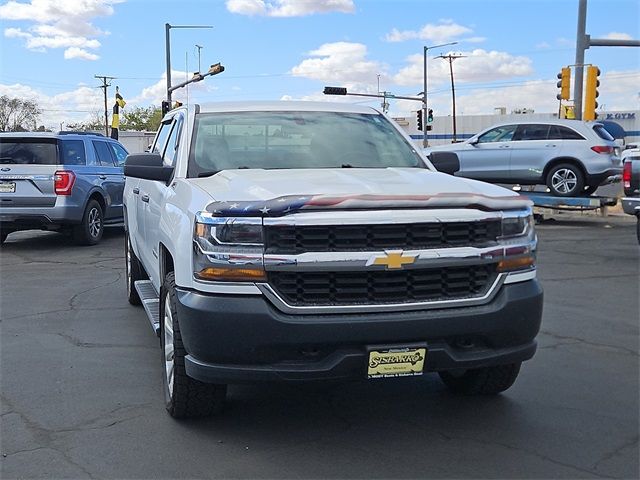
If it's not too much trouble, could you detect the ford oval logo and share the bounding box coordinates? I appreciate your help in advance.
[1,167,10,172]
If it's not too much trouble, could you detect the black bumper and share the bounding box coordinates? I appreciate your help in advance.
[586,168,622,186]
[176,280,543,384]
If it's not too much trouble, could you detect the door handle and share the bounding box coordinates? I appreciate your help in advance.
[141,194,150,203]
[132,187,140,195]
[99,175,107,180]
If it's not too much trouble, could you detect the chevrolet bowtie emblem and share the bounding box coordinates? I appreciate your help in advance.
[367,250,418,270]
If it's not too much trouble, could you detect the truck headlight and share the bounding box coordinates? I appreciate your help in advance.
[497,211,536,272]
[193,215,265,282]
[501,213,534,238]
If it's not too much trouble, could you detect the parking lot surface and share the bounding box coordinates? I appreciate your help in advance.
[1,217,638,479]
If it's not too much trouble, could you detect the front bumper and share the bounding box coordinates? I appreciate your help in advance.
[621,197,640,216]
[176,280,543,384]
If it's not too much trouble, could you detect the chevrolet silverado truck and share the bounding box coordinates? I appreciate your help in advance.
[123,102,543,418]
[621,148,640,243]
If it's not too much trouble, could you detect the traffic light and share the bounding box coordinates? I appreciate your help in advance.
[323,86,348,95]
[584,65,600,121]
[427,108,434,123]
[416,110,423,131]
[556,67,571,101]
[208,63,225,76]
[161,100,171,116]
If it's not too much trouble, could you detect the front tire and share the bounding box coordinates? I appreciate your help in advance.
[546,163,585,197]
[160,272,227,418]
[438,363,521,395]
[73,199,104,245]
[125,232,146,305]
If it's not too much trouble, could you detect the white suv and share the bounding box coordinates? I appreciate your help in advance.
[426,120,621,196]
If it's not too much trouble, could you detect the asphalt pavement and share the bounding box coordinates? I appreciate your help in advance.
[1,216,638,479]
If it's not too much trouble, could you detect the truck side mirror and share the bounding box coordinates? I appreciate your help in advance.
[124,153,174,182]
[428,151,460,175]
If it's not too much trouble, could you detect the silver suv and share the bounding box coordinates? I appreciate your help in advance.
[0,132,129,245]
[427,120,621,196]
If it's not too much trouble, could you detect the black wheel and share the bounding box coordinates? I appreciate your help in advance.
[125,232,147,305]
[582,184,599,196]
[438,363,521,395]
[546,163,585,197]
[160,272,227,418]
[73,199,104,245]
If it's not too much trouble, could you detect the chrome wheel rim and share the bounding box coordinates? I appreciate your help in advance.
[551,168,577,194]
[88,207,101,238]
[163,296,175,397]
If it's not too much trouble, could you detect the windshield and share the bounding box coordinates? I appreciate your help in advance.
[189,111,423,177]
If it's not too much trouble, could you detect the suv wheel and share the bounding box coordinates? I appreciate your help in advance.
[161,272,227,418]
[125,233,147,305]
[73,199,104,245]
[546,164,585,197]
[438,363,521,395]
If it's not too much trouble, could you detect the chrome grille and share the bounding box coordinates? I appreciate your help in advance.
[267,264,497,307]
[264,220,501,254]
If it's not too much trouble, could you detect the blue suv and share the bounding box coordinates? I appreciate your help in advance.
[0,131,129,245]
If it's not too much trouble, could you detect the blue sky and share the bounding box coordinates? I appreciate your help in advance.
[1,0,638,128]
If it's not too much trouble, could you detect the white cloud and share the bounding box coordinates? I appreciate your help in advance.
[393,49,534,87]
[226,0,354,17]
[290,41,387,91]
[602,32,633,40]
[64,47,99,60]
[0,0,119,58]
[536,41,551,49]
[385,20,472,43]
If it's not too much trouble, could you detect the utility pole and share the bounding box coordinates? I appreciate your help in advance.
[573,0,639,120]
[95,75,116,136]
[422,42,457,147]
[436,54,465,143]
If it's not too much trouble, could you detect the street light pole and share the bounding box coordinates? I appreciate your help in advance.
[165,23,213,104]
[422,41,457,147]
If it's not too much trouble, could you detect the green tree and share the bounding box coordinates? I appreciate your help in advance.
[65,112,105,132]
[0,95,41,131]
[121,106,162,132]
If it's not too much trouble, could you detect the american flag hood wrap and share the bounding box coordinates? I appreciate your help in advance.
[205,193,533,217]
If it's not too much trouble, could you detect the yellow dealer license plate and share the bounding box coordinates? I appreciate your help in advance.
[367,346,426,379]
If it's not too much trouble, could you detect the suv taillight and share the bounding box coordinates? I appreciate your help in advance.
[591,145,614,154]
[54,170,76,195]
[623,161,632,189]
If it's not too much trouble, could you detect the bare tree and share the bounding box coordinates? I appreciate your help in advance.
[0,95,42,131]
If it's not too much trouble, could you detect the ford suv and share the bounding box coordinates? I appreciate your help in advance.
[426,120,621,197]
[0,132,129,245]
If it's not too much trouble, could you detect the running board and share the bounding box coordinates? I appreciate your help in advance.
[134,280,160,337]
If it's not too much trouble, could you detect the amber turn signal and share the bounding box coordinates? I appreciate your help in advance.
[497,256,535,272]
[195,267,266,282]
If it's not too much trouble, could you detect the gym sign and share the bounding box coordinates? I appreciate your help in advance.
[605,113,636,120]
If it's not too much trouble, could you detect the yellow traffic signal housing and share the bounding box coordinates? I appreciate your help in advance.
[556,67,571,101]
[584,66,600,121]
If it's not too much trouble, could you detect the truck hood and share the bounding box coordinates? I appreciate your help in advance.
[190,168,530,215]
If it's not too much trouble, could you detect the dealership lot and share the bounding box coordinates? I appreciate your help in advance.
[1,217,638,479]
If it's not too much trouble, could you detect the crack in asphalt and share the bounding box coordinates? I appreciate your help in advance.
[1,306,131,323]
[55,332,156,350]
[2,394,151,477]
[591,435,640,472]
[68,271,122,310]
[539,330,638,357]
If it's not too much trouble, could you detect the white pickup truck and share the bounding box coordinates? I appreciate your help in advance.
[124,102,543,418]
